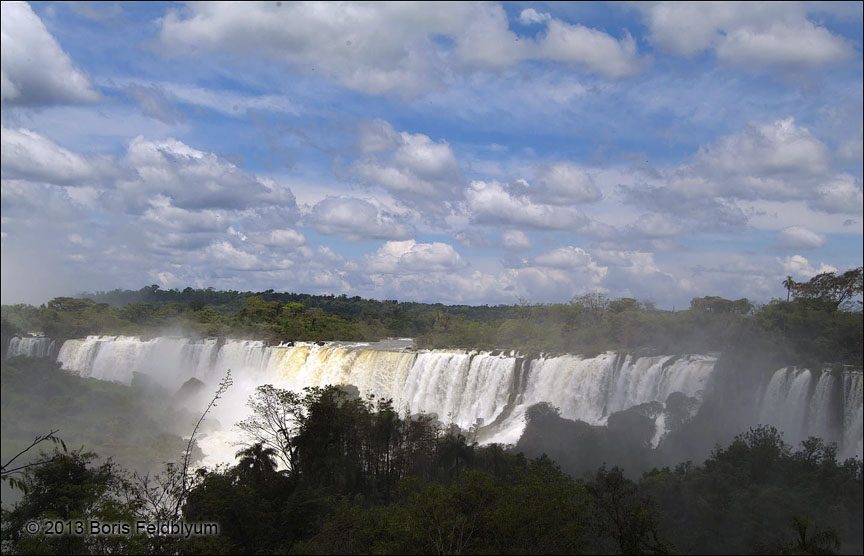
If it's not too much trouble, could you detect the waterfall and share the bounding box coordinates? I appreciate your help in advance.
[49,336,719,465]
[6,336,55,359]
[17,335,859,464]
[842,372,863,460]
[480,353,715,445]
[756,366,864,459]
[57,336,219,389]
[759,367,815,443]
[809,371,840,443]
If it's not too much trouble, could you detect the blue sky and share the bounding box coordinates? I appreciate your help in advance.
[1,1,862,308]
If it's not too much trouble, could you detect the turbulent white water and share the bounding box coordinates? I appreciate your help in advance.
[482,353,715,446]
[758,366,863,460]
[6,336,55,358]
[10,335,862,464]
[842,372,864,460]
[49,336,718,464]
[57,336,219,389]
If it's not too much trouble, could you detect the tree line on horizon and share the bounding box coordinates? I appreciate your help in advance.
[1,266,862,368]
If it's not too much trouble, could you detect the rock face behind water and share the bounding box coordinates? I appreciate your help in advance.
[131,371,165,394]
[175,377,207,403]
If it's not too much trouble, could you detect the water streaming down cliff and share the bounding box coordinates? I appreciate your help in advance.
[758,366,862,460]
[6,336,55,358]
[842,372,864,459]
[57,336,219,389]
[51,336,718,464]
[16,335,862,464]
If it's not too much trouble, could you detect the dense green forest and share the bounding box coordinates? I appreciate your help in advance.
[2,266,862,367]
[1,366,861,555]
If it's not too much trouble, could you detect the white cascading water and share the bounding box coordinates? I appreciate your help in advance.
[808,371,840,443]
[842,372,863,460]
[759,367,815,443]
[481,353,716,446]
[758,367,864,460]
[7,334,855,464]
[6,336,55,358]
[50,336,719,465]
[57,336,219,389]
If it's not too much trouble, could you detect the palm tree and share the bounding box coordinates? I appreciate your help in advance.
[786,516,840,555]
[235,442,278,480]
[783,276,796,302]
[437,433,473,479]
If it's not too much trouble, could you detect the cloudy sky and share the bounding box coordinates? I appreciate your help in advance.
[1,1,862,307]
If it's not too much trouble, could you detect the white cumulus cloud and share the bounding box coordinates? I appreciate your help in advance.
[779,254,836,280]
[639,2,851,68]
[622,118,858,230]
[534,246,593,269]
[1,1,99,105]
[518,8,551,25]
[308,196,411,241]
[531,162,601,204]
[776,226,826,250]
[351,120,463,212]
[1,127,105,184]
[676,117,830,200]
[120,136,296,212]
[536,20,645,79]
[364,239,466,274]
[812,175,864,215]
[202,241,260,270]
[501,230,531,251]
[157,1,646,99]
[252,229,307,249]
[465,180,588,230]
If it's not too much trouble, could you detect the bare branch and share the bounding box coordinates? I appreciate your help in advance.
[1,429,63,477]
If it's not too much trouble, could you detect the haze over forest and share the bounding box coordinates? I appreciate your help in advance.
[1,1,862,308]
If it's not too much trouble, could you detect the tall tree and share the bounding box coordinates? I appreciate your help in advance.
[791,267,863,309]
[783,276,796,302]
[237,384,306,476]
[235,442,279,481]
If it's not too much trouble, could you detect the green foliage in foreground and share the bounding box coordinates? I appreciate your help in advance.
[3,266,863,367]
[3,383,860,555]
[1,450,152,555]
[643,430,862,555]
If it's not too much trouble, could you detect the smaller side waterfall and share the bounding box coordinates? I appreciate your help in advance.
[57,336,219,389]
[759,367,815,442]
[758,367,861,459]
[6,337,56,359]
[842,372,863,460]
